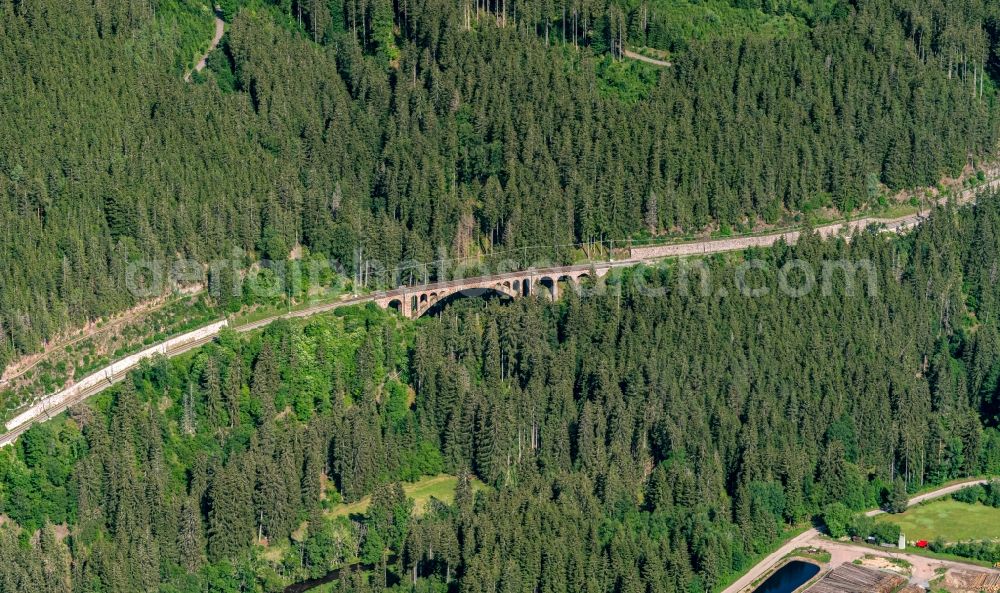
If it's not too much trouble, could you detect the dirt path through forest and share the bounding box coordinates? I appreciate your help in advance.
[184,11,224,82]
[623,48,672,67]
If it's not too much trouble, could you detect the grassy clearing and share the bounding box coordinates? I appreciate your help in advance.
[877,499,1000,542]
[596,57,660,104]
[789,547,831,563]
[151,0,216,73]
[328,474,487,518]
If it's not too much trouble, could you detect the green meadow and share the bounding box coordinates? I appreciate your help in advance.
[878,499,1000,542]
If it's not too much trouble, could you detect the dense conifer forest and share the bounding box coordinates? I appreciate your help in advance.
[5,0,1000,590]
[2,195,1000,591]
[3,0,1000,373]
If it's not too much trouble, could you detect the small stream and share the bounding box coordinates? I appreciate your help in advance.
[284,562,366,593]
[284,560,400,593]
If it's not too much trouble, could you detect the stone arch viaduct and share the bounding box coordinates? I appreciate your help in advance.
[10,177,996,447]
[372,264,613,319]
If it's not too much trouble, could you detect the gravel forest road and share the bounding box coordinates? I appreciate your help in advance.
[184,12,224,82]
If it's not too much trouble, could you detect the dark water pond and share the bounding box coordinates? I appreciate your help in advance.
[750,560,820,593]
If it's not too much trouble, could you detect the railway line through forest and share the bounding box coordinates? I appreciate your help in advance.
[2,175,999,447]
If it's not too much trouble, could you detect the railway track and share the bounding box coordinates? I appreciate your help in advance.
[0,372,116,446]
[3,178,999,447]
[165,333,217,356]
[0,334,219,447]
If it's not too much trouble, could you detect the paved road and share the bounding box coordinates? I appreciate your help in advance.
[720,529,822,593]
[719,479,991,593]
[864,479,989,517]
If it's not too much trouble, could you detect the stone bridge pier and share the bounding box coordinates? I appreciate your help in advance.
[374,267,607,319]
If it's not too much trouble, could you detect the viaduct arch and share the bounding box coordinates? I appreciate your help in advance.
[374,266,608,319]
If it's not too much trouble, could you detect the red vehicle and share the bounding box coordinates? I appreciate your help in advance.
[915,540,928,548]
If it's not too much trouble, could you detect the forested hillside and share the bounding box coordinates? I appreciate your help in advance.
[2,195,1000,591]
[2,0,1000,376]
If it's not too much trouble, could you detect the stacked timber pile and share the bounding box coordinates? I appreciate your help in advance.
[945,570,1000,593]
[804,564,906,593]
